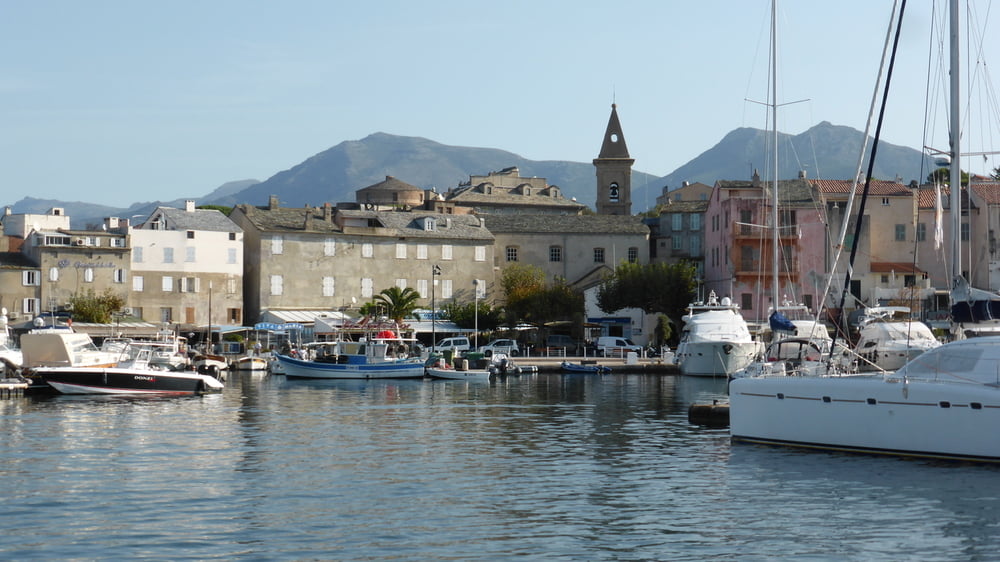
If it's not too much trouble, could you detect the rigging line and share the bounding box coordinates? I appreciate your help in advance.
[820,0,902,338]
[830,0,908,361]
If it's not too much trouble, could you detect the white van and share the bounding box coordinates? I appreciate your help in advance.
[435,336,471,352]
[595,336,642,357]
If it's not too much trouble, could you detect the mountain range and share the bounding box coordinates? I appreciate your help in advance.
[3,122,936,229]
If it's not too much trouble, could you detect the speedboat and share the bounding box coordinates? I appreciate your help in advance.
[675,291,762,376]
[27,337,224,395]
[730,337,1000,462]
[276,338,424,379]
[425,353,519,380]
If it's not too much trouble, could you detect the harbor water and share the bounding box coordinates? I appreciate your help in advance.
[2,371,999,560]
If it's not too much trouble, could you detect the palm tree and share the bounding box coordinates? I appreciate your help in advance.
[373,286,422,332]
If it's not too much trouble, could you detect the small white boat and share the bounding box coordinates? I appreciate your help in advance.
[844,306,941,372]
[234,356,269,372]
[425,353,519,380]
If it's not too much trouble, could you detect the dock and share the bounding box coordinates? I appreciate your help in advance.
[0,378,29,399]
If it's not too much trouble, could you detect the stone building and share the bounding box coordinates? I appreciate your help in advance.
[444,167,586,215]
[594,104,634,215]
[230,196,495,325]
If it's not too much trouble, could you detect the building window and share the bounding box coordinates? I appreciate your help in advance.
[917,223,927,242]
[690,214,701,230]
[361,277,373,298]
[895,224,906,241]
[474,280,485,299]
[114,269,125,283]
[627,247,638,263]
[270,275,283,296]
[690,236,701,256]
[417,279,428,298]
[133,276,144,292]
[49,267,59,282]
[162,276,174,292]
[881,274,889,284]
[163,247,174,263]
[180,277,198,293]
[362,243,374,258]
[228,308,241,324]
[111,238,126,248]
[506,246,518,262]
[186,247,196,262]
[962,222,970,241]
[229,232,237,241]
[160,307,172,323]
[594,248,605,263]
[227,248,237,264]
[23,298,40,315]
[84,268,94,283]
[23,271,40,286]
[550,246,562,262]
[672,214,683,231]
[672,237,683,251]
[324,238,336,256]
[131,307,143,320]
[396,243,407,259]
[271,236,283,255]
[882,197,890,206]
[741,294,753,310]
[133,246,143,263]
[474,246,486,262]
[441,245,453,260]
[442,279,453,299]
[395,278,406,290]
[609,182,620,202]
[187,231,195,239]
[417,245,428,260]
[322,276,335,297]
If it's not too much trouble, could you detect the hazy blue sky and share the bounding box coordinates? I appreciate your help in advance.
[2,1,996,207]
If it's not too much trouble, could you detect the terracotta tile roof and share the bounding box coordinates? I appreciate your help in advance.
[971,181,1000,205]
[870,262,925,274]
[810,179,912,196]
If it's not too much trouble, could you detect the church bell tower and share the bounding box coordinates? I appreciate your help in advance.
[593,103,634,215]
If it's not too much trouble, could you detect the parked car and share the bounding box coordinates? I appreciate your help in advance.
[478,338,520,357]
[545,334,582,354]
[435,336,471,352]
[595,336,643,357]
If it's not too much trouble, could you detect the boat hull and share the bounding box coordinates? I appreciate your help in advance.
[425,367,493,381]
[560,361,611,374]
[677,341,760,376]
[730,375,1000,462]
[35,367,225,395]
[276,354,425,379]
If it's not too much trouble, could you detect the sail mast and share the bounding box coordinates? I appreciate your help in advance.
[949,0,961,282]
[770,0,780,312]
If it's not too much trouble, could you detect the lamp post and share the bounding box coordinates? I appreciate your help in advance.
[472,279,479,350]
[431,264,441,353]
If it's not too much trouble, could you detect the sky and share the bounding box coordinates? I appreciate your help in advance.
[3,1,999,208]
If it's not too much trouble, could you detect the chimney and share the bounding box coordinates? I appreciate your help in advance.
[798,170,807,179]
[304,206,314,230]
[323,202,333,222]
[268,195,279,210]
[185,200,196,212]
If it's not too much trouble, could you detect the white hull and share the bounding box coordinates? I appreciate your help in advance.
[425,367,493,381]
[730,375,1000,462]
[677,341,760,377]
[276,354,424,379]
[730,337,1000,462]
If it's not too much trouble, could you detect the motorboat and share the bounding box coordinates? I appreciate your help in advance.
[425,353,519,380]
[560,361,611,374]
[27,337,224,395]
[20,329,121,369]
[234,355,269,372]
[843,306,941,372]
[730,337,1000,462]
[276,337,424,379]
[675,291,761,377]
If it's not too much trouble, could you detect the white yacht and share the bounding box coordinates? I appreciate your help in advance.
[675,291,761,377]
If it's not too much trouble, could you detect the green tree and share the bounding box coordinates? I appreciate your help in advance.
[927,166,969,186]
[373,286,422,329]
[500,264,546,327]
[443,301,502,332]
[67,288,127,324]
[597,261,697,325]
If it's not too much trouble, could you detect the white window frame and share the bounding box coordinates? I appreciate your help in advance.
[395,278,407,290]
[324,238,336,257]
[114,269,126,283]
[163,247,174,264]
[441,245,453,260]
[396,243,407,259]
[475,246,486,262]
[362,243,374,258]
[416,279,428,299]
[227,248,237,264]
[22,271,40,286]
[133,246,144,263]
[270,275,283,296]
[162,276,174,292]
[133,275,144,292]
[442,279,453,299]
[361,277,374,298]
[48,267,59,282]
[83,268,94,283]
[185,247,196,263]
[322,276,335,297]
[271,235,283,255]
[417,245,428,260]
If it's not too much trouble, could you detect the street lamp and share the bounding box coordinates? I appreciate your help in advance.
[431,264,441,353]
[472,279,480,350]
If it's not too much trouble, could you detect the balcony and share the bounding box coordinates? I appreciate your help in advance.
[733,259,800,279]
[731,223,798,240]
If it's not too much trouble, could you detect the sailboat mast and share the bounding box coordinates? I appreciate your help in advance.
[949,0,961,282]
[771,0,780,311]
